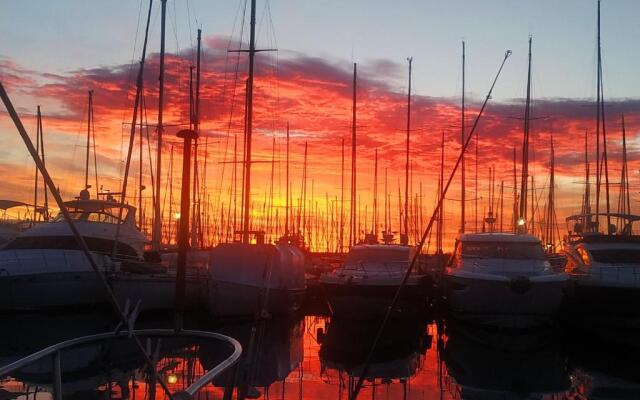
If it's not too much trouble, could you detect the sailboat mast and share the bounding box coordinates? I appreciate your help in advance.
[404,57,413,244]
[339,137,344,251]
[372,148,378,236]
[518,37,532,231]
[285,122,290,236]
[350,63,357,247]
[85,90,93,191]
[595,0,602,226]
[241,0,257,244]
[438,129,445,253]
[191,28,202,248]
[34,106,42,221]
[152,0,167,250]
[461,41,466,233]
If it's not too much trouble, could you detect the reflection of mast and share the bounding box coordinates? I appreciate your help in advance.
[518,37,533,231]
[403,57,413,245]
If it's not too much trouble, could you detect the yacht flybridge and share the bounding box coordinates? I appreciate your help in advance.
[563,213,640,320]
[444,233,570,329]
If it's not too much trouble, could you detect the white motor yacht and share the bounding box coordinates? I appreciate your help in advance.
[444,233,570,329]
[563,213,640,323]
[319,244,430,319]
[0,192,204,311]
[0,192,147,310]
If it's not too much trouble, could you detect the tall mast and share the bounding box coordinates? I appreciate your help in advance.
[545,134,556,251]
[152,0,167,250]
[512,147,517,232]
[618,115,630,219]
[339,137,344,251]
[461,41,466,233]
[518,36,533,231]
[599,0,611,231]
[438,129,445,254]
[34,106,42,221]
[404,57,413,244]
[191,29,202,248]
[241,0,258,243]
[285,122,290,236]
[372,148,378,237]
[84,90,93,191]
[350,63,357,247]
[384,167,388,234]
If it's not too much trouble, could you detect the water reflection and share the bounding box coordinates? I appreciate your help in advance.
[441,323,571,399]
[318,318,430,394]
[1,312,640,399]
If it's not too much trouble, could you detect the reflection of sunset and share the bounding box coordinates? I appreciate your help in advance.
[1,37,639,251]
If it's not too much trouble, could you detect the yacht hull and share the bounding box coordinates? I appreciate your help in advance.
[0,249,110,311]
[110,273,206,311]
[445,273,568,329]
[208,279,305,317]
[320,276,430,320]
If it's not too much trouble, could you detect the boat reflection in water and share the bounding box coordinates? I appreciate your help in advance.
[198,315,304,398]
[441,322,571,399]
[318,317,431,398]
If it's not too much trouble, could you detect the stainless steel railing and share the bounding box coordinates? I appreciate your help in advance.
[0,329,242,400]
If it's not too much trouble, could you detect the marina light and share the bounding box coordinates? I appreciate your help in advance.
[517,218,526,226]
[167,373,178,384]
[174,212,181,220]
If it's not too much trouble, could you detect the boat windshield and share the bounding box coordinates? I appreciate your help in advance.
[461,241,544,260]
[590,249,640,264]
[53,207,128,225]
[345,247,409,267]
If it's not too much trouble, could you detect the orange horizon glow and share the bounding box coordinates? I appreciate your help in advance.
[1,38,640,252]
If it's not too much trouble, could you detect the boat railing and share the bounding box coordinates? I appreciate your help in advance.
[0,328,242,400]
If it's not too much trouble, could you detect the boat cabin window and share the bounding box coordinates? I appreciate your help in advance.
[345,248,409,268]
[461,241,544,260]
[4,236,139,259]
[589,248,640,264]
[53,207,128,225]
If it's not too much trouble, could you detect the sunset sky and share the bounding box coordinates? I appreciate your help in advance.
[1,0,639,250]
